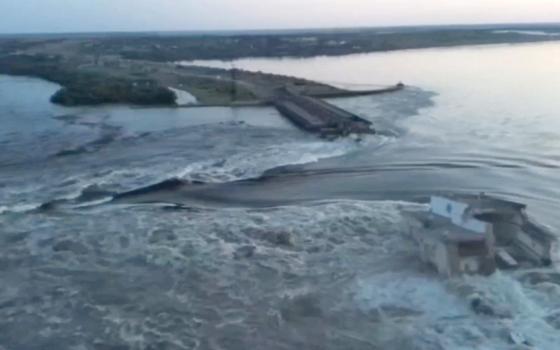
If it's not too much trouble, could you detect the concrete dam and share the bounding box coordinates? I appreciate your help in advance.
[273,84,403,138]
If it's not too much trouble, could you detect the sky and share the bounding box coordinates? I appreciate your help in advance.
[1,0,559,34]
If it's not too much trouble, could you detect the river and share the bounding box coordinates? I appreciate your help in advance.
[1,41,560,349]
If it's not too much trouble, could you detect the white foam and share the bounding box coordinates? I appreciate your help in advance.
[56,167,163,199]
[353,266,560,349]
[177,138,379,182]
[169,87,198,105]
[72,197,114,208]
[494,30,560,37]
[0,203,41,214]
[459,273,560,349]
[355,272,469,320]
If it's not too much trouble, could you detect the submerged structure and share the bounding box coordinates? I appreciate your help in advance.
[409,194,559,277]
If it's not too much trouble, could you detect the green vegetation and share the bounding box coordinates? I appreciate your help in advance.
[176,76,256,104]
[2,25,558,107]
[49,80,176,106]
[0,54,176,106]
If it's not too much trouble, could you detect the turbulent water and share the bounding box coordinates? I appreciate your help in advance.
[2,42,560,349]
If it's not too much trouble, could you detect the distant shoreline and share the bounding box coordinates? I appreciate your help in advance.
[1,25,559,107]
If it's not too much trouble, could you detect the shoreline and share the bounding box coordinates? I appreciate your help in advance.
[0,53,402,108]
[181,38,560,67]
[2,27,559,108]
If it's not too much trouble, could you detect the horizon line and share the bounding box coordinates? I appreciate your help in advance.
[1,21,560,38]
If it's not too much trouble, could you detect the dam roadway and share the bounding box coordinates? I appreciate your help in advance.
[273,84,403,138]
[173,77,405,138]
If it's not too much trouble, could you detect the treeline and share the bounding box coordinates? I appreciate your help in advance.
[83,29,560,62]
[0,54,176,106]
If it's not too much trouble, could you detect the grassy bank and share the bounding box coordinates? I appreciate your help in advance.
[0,54,176,106]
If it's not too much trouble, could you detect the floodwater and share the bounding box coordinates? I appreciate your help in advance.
[2,41,560,349]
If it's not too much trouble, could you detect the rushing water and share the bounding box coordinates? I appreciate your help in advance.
[2,42,560,349]
[186,41,560,226]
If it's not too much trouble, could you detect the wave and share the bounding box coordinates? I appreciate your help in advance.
[0,183,118,215]
[102,137,389,205]
[54,134,119,157]
[113,178,203,200]
[53,130,151,158]
[0,203,42,215]
[43,140,349,206]
[177,136,389,183]
[354,263,560,349]
[74,184,115,202]
[50,112,152,159]
[4,133,390,213]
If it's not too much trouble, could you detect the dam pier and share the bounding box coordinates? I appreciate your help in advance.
[272,83,404,138]
[177,82,405,138]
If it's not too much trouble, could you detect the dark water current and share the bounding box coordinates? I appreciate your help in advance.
[1,42,560,349]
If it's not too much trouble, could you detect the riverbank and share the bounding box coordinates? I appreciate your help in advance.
[1,24,559,107]
[0,40,355,107]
